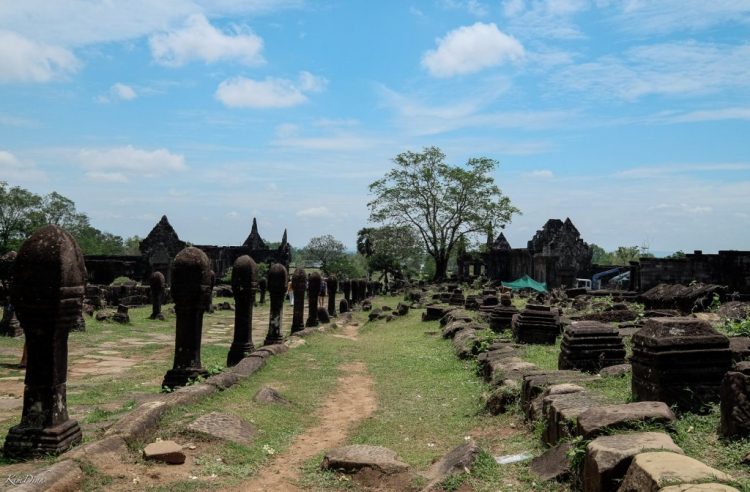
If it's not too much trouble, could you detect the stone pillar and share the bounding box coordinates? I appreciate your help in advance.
[366,280,374,298]
[227,255,257,367]
[341,278,351,303]
[149,271,165,320]
[327,275,338,318]
[162,247,212,390]
[264,264,287,345]
[350,279,359,305]
[291,267,306,334]
[258,277,267,305]
[3,225,84,455]
[306,272,321,327]
[359,279,367,302]
[0,251,22,337]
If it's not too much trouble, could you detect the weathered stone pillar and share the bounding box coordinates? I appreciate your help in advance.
[341,278,351,304]
[162,247,212,390]
[350,279,358,305]
[291,267,306,334]
[227,255,257,367]
[0,251,22,337]
[306,272,321,327]
[258,276,267,305]
[4,226,83,455]
[264,264,287,345]
[149,271,165,320]
[327,275,338,318]
[359,279,367,302]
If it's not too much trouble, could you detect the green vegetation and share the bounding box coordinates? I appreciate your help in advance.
[368,146,519,280]
[0,181,138,255]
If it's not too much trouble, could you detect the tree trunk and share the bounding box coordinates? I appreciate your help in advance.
[433,255,449,281]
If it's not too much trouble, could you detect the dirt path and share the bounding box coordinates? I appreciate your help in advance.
[232,322,376,491]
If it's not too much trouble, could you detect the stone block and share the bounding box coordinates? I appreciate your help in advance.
[618,452,732,492]
[321,445,409,474]
[582,432,683,492]
[143,440,185,464]
[576,401,676,440]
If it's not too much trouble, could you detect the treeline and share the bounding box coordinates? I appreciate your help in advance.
[0,181,140,255]
[591,244,685,265]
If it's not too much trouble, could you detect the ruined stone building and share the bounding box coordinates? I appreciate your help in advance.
[84,216,291,285]
[459,218,593,289]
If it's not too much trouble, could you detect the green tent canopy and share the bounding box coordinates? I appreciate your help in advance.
[501,275,548,293]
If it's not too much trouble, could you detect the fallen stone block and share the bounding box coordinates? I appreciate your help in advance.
[143,440,186,464]
[186,412,255,446]
[422,441,482,489]
[618,452,732,492]
[529,442,571,482]
[582,432,683,492]
[576,401,676,440]
[321,445,409,474]
[253,386,292,406]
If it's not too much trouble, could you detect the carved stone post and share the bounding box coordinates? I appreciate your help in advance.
[258,277,267,305]
[264,264,287,345]
[162,247,212,390]
[4,225,84,455]
[306,272,321,327]
[350,279,359,305]
[227,255,257,366]
[291,267,306,334]
[149,271,165,319]
[0,251,22,337]
[341,278,351,304]
[327,275,338,318]
[359,279,367,301]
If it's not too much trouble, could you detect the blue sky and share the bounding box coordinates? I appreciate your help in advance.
[1,1,749,254]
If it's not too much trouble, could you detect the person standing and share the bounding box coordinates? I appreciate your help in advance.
[319,278,327,307]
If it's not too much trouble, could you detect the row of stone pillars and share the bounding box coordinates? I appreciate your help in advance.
[1,226,377,457]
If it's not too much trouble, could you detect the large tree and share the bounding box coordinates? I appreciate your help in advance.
[357,225,424,280]
[302,235,346,274]
[0,181,43,253]
[368,146,519,280]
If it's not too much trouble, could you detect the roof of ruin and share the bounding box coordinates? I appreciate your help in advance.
[243,218,268,250]
[139,215,186,255]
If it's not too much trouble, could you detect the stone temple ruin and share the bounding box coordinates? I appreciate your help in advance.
[84,216,292,287]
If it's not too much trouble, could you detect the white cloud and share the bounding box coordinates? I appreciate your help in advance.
[422,23,524,77]
[553,41,750,100]
[441,0,489,17]
[0,31,80,83]
[296,206,333,217]
[78,145,187,182]
[149,14,264,67]
[658,107,750,124]
[502,0,525,17]
[275,123,300,138]
[313,118,360,128]
[500,0,589,39]
[0,150,47,181]
[215,72,328,109]
[112,83,137,100]
[0,112,39,128]
[610,1,750,34]
[523,169,554,179]
[410,7,424,17]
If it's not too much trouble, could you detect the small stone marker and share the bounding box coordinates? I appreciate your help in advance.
[3,225,84,455]
[327,275,338,317]
[226,255,257,367]
[253,386,291,406]
[512,304,560,344]
[422,441,482,489]
[321,445,409,474]
[162,247,212,390]
[318,305,331,324]
[291,267,306,334]
[149,271,165,319]
[186,412,255,446]
[558,321,626,373]
[263,264,287,346]
[0,251,22,337]
[529,442,571,482]
[143,440,186,464]
[306,272,321,327]
[113,304,130,324]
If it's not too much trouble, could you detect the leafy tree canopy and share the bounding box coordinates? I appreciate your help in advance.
[357,225,424,280]
[368,146,519,280]
[0,181,126,255]
[301,235,346,273]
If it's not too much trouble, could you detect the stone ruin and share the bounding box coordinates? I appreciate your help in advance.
[512,304,561,345]
[327,275,338,318]
[481,218,593,289]
[263,264,287,346]
[488,293,518,332]
[306,272,322,328]
[291,267,306,334]
[139,215,186,286]
[0,251,22,337]
[558,321,626,373]
[4,225,84,455]
[631,317,731,412]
